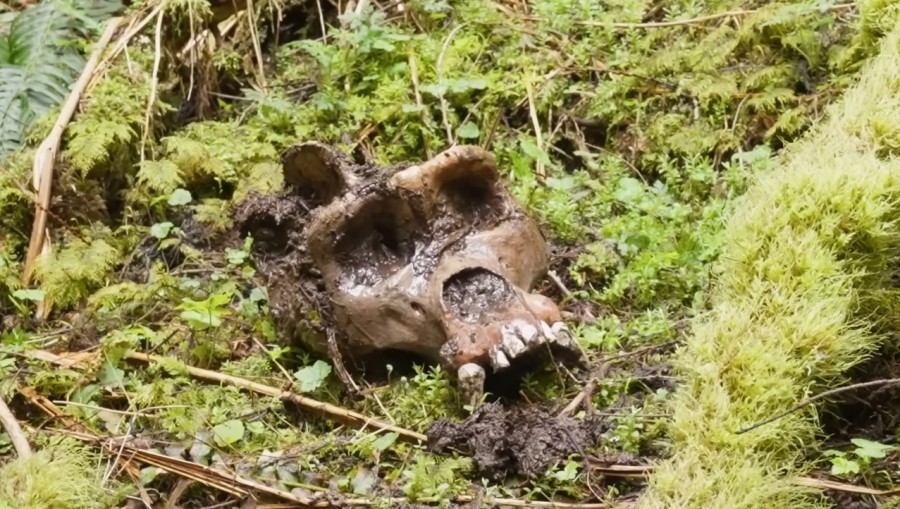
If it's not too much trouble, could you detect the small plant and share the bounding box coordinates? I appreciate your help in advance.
[823,438,898,477]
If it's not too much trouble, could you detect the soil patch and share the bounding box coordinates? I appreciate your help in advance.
[426,401,607,481]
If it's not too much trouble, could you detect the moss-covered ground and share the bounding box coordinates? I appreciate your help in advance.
[2,0,900,507]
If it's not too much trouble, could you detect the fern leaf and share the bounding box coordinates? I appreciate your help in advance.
[0,0,123,162]
[137,159,185,194]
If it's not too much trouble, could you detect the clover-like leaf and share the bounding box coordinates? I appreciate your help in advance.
[294,360,332,393]
[212,419,245,447]
[168,188,193,206]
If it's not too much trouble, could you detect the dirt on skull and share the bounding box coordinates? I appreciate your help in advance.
[232,142,586,408]
[426,402,606,481]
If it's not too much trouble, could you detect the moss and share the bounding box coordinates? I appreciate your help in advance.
[0,439,126,509]
[639,17,900,509]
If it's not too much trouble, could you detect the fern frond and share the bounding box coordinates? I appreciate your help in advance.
[0,0,123,161]
[137,159,185,194]
[66,120,134,175]
[34,233,121,309]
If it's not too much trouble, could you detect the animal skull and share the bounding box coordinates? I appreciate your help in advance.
[282,143,584,403]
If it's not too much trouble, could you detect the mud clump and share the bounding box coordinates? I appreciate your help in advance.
[426,402,607,481]
[233,192,333,356]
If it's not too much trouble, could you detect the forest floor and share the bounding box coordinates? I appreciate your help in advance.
[1,0,900,508]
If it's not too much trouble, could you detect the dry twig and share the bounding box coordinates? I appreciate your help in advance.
[525,78,545,177]
[407,48,433,158]
[0,394,31,458]
[21,17,123,289]
[736,378,900,435]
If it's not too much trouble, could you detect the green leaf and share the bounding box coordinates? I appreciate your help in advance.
[372,432,399,451]
[168,188,193,206]
[246,421,265,434]
[226,247,249,265]
[851,438,895,459]
[351,467,377,495]
[140,467,160,486]
[97,361,124,387]
[615,177,645,203]
[150,221,174,239]
[12,288,44,301]
[551,460,580,482]
[456,121,480,139]
[213,419,245,447]
[829,456,860,476]
[294,360,332,393]
[249,287,268,303]
[179,309,223,330]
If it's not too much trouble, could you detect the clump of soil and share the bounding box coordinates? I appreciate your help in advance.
[426,401,607,481]
[233,191,333,355]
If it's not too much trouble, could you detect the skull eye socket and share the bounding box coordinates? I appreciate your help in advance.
[438,173,505,225]
[333,195,424,287]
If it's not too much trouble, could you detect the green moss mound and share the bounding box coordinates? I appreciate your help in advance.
[639,14,900,509]
[0,439,124,509]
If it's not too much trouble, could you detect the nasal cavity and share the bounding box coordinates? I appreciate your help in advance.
[442,268,514,323]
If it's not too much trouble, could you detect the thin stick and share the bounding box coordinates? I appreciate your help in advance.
[140,8,164,162]
[125,351,426,443]
[89,3,164,89]
[246,0,267,89]
[558,379,597,418]
[548,270,573,298]
[436,23,468,145]
[736,378,900,435]
[407,48,433,158]
[525,78,545,177]
[21,17,123,287]
[793,476,900,496]
[0,395,31,458]
[316,0,329,42]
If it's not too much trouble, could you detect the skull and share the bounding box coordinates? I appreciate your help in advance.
[281,142,584,403]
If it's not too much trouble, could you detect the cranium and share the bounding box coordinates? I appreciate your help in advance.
[280,142,584,403]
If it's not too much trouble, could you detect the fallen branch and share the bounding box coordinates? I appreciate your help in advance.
[0,393,31,458]
[735,378,900,435]
[21,17,123,288]
[125,351,427,443]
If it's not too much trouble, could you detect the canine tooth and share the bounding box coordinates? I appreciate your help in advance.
[515,322,541,345]
[501,326,527,357]
[540,321,555,342]
[550,322,573,347]
[457,363,486,407]
[489,345,511,371]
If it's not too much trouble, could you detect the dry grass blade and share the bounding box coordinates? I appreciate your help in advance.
[21,17,123,288]
[792,476,900,496]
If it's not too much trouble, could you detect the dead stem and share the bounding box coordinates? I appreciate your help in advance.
[21,17,123,289]
[0,394,31,459]
[736,378,900,435]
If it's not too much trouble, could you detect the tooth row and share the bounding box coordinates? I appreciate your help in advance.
[487,321,581,372]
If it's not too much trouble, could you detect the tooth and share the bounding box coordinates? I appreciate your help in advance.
[501,326,527,357]
[515,322,541,346]
[457,363,486,407]
[551,322,573,347]
[540,321,555,342]
[489,345,510,371]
